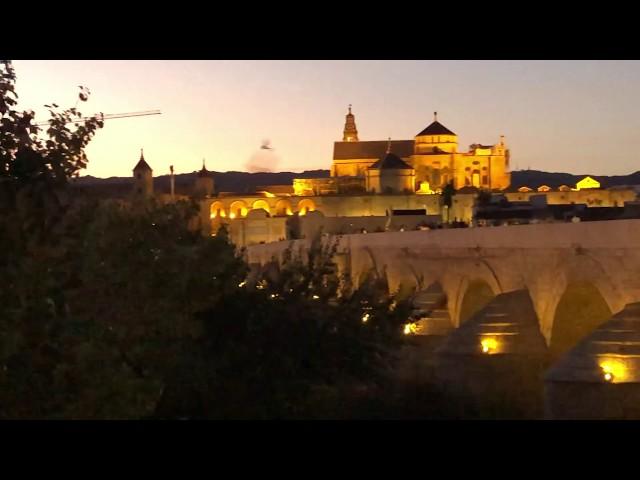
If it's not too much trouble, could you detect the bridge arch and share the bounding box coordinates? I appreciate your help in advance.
[210,201,226,218]
[457,278,497,325]
[443,257,504,328]
[229,200,248,219]
[297,199,316,216]
[530,249,629,345]
[252,199,271,214]
[548,281,613,360]
[274,199,293,216]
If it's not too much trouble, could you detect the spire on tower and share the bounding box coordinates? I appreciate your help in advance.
[434,111,438,122]
[386,137,392,154]
[198,158,211,178]
[342,104,359,142]
[133,148,152,172]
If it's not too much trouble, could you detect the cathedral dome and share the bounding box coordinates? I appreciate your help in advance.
[416,114,456,137]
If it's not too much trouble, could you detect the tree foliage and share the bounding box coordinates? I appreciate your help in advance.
[0,60,415,419]
[476,189,493,206]
[187,236,413,419]
[442,180,455,208]
[442,180,456,223]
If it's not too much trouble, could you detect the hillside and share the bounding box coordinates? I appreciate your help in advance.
[72,170,331,197]
[72,169,640,198]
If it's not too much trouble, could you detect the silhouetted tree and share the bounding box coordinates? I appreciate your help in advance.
[442,180,456,223]
[184,235,414,419]
[0,60,109,418]
[477,189,493,206]
[0,60,416,419]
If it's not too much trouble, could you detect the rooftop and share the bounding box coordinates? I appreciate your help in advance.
[369,152,414,170]
[333,140,414,160]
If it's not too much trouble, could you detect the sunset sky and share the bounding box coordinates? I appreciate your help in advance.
[11,60,640,178]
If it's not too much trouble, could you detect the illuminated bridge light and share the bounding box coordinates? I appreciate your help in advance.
[599,359,627,383]
[404,323,417,335]
[480,338,498,354]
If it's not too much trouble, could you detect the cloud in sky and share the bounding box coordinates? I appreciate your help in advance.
[245,139,281,173]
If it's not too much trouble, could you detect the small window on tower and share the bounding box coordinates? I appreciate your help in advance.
[137,173,141,179]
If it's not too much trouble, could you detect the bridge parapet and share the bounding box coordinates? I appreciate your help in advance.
[246,220,640,263]
[246,220,640,341]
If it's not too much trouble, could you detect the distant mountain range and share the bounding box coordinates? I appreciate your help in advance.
[72,169,640,197]
[72,170,331,198]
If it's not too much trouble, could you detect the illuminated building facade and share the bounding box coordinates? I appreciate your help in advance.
[127,108,638,248]
[331,108,511,191]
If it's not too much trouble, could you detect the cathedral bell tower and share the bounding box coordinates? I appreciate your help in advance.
[342,104,359,142]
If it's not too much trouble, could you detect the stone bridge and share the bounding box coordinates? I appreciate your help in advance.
[246,220,640,419]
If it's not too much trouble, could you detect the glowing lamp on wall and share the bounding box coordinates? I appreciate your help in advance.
[599,360,625,383]
[480,338,498,354]
[404,323,417,335]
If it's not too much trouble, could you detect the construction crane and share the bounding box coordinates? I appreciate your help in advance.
[34,85,161,126]
[35,109,161,127]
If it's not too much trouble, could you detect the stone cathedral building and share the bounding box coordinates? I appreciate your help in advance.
[331,106,511,192]
[124,106,637,248]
